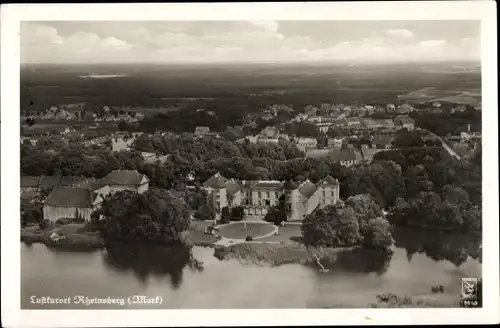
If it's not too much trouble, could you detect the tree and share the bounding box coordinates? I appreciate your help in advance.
[344,194,383,235]
[392,130,425,148]
[95,189,191,246]
[221,206,231,224]
[362,217,393,249]
[230,206,245,221]
[194,203,214,221]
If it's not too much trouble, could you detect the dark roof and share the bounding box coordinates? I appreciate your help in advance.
[45,187,96,208]
[66,131,81,141]
[299,180,317,199]
[21,190,39,200]
[396,116,415,124]
[100,170,147,187]
[283,180,299,190]
[21,176,40,188]
[225,180,242,197]
[250,181,284,190]
[194,126,210,134]
[317,175,339,187]
[329,148,358,162]
[59,176,86,187]
[38,175,62,188]
[85,131,99,138]
[203,173,229,189]
[373,135,392,146]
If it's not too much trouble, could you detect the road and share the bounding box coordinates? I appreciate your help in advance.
[429,132,462,160]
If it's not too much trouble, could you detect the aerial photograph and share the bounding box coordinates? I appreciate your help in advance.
[20,20,482,309]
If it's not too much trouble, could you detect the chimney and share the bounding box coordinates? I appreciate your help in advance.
[468,124,471,133]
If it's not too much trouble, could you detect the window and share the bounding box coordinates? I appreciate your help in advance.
[265,200,270,206]
[331,191,334,197]
[266,191,269,198]
[322,190,326,197]
[258,191,261,198]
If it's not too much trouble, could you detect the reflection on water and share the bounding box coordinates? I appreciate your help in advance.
[392,227,482,266]
[103,245,191,289]
[21,227,482,309]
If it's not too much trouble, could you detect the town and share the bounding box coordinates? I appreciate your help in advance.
[21,99,481,224]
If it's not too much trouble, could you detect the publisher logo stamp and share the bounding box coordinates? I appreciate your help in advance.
[461,277,479,307]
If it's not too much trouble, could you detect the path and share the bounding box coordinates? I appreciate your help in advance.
[429,132,462,160]
[213,221,279,247]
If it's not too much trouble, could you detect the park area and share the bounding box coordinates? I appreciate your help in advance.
[217,222,276,240]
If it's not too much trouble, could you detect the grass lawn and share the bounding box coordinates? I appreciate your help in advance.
[191,220,213,231]
[260,224,303,243]
[218,222,275,239]
[190,229,218,245]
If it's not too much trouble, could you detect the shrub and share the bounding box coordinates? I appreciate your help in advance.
[245,236,253,241]
[39,219,51,230]
[230,206,245,221]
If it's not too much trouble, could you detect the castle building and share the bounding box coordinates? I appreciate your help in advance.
[202,173,340,221]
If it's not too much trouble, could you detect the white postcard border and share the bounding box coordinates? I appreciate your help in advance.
[1,2,498,327]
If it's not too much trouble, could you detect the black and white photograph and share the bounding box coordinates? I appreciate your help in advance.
[1,2,498,327]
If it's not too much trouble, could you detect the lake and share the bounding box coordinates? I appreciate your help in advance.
[21,228,481,309]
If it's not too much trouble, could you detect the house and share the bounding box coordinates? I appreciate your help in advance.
[328,148,361,167]
[373,135,392,149]
[269,104,294,114]
[141,152,157,162]
[361,147,383,163]
[260,126,279,138]
[345,117,362,128]
[295,137,318,152]
[202,173,340,222]
[111,136,134,152]
[43,187,103,222]
[327,137,345,149]
[397,104,415,114]
[94,170,149,197]
[258,137,279,145]
[362,118,381,129]
[202,173,230,221]
[21,176,41,193]
[315,175,341,209]
[304,105,319,116]
[394,115,415,130]
[373,119,395,130]
[305,148,331,158]
[194,126,210,136]
[316,122,332,133]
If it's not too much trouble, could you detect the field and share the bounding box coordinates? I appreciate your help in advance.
[21,62,481,113]
[398,86,481,106]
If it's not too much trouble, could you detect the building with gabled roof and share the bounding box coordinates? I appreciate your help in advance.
[94,170,149,197]
[394,115,415,130]
[194,126,210,136]
[21,176,41,193]
[329,148,362,167]
[43,187,104,222]
[202,173,340,222]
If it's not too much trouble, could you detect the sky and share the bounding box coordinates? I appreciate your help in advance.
[21,20,481,64]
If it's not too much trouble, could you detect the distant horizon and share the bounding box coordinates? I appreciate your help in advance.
[20,59,481,67]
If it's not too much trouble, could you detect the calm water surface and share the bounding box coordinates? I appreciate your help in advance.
[21,228,481,309]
